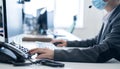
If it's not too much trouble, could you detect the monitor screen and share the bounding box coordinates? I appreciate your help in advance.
[2,0,23,43]
[37,8,48,35]
[0,2,4,38]
[0,6,3,28]
[37,8,54,35]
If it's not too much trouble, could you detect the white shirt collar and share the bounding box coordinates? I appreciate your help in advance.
[103,8,116,23]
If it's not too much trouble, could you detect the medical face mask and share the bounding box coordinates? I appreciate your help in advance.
[92,0,107,10]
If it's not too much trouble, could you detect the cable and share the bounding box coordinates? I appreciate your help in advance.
[13,62,32,66]
[13,59,65,67]
[35,59,65,67]
[13,59,33,66]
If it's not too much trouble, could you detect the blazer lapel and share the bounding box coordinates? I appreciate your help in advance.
[99,5,120,43]
[109,5,120,23]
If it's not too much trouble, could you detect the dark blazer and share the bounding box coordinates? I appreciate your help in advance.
[54,5,120,63]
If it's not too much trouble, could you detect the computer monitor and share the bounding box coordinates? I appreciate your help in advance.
[0,6,3,28]
[37,8,48,35]
[2,0,23,43]
[37,8,54,35]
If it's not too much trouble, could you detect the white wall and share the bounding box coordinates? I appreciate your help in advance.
[0,0,2,6]
[73,0,106,39]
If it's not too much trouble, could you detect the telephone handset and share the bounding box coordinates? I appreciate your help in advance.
[0,41,31,64]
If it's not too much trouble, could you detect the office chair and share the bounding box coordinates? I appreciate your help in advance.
[67,15,77,33]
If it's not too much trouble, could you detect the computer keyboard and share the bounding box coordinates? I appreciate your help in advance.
[35,42,57,50]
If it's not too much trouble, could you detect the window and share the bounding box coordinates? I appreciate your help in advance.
[24,0,84,28]
[24,0,54,16]
[54,0,84,28]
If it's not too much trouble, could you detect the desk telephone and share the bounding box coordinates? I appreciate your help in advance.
[0,41,31,64]
[0,41,65,67]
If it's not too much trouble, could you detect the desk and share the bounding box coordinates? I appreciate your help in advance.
[20,29,81,49]
[22,29,80,42]
[52,29,80,41]
[0,29,120,69]
[0,61,120,69]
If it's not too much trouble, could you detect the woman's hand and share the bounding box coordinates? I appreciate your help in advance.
[29,48,54,59]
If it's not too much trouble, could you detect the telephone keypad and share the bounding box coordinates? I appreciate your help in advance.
[10,42,31,59]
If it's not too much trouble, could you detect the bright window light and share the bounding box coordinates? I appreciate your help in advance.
[24,0,84,28]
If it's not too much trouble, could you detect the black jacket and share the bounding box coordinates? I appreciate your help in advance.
[54,5,120,63]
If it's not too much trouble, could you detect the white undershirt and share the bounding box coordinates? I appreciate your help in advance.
[102,8,116,34]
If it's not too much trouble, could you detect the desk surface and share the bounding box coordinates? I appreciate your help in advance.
[52,29,80,41]
[1,29,120,69]
[21,29,80,43]
[0,61,120,69]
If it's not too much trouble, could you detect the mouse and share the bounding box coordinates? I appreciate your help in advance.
[53,42,62,46]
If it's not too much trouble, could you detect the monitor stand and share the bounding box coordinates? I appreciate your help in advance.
[40,29,47,35]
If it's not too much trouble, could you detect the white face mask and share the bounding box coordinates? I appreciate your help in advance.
[92,0,108,10]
